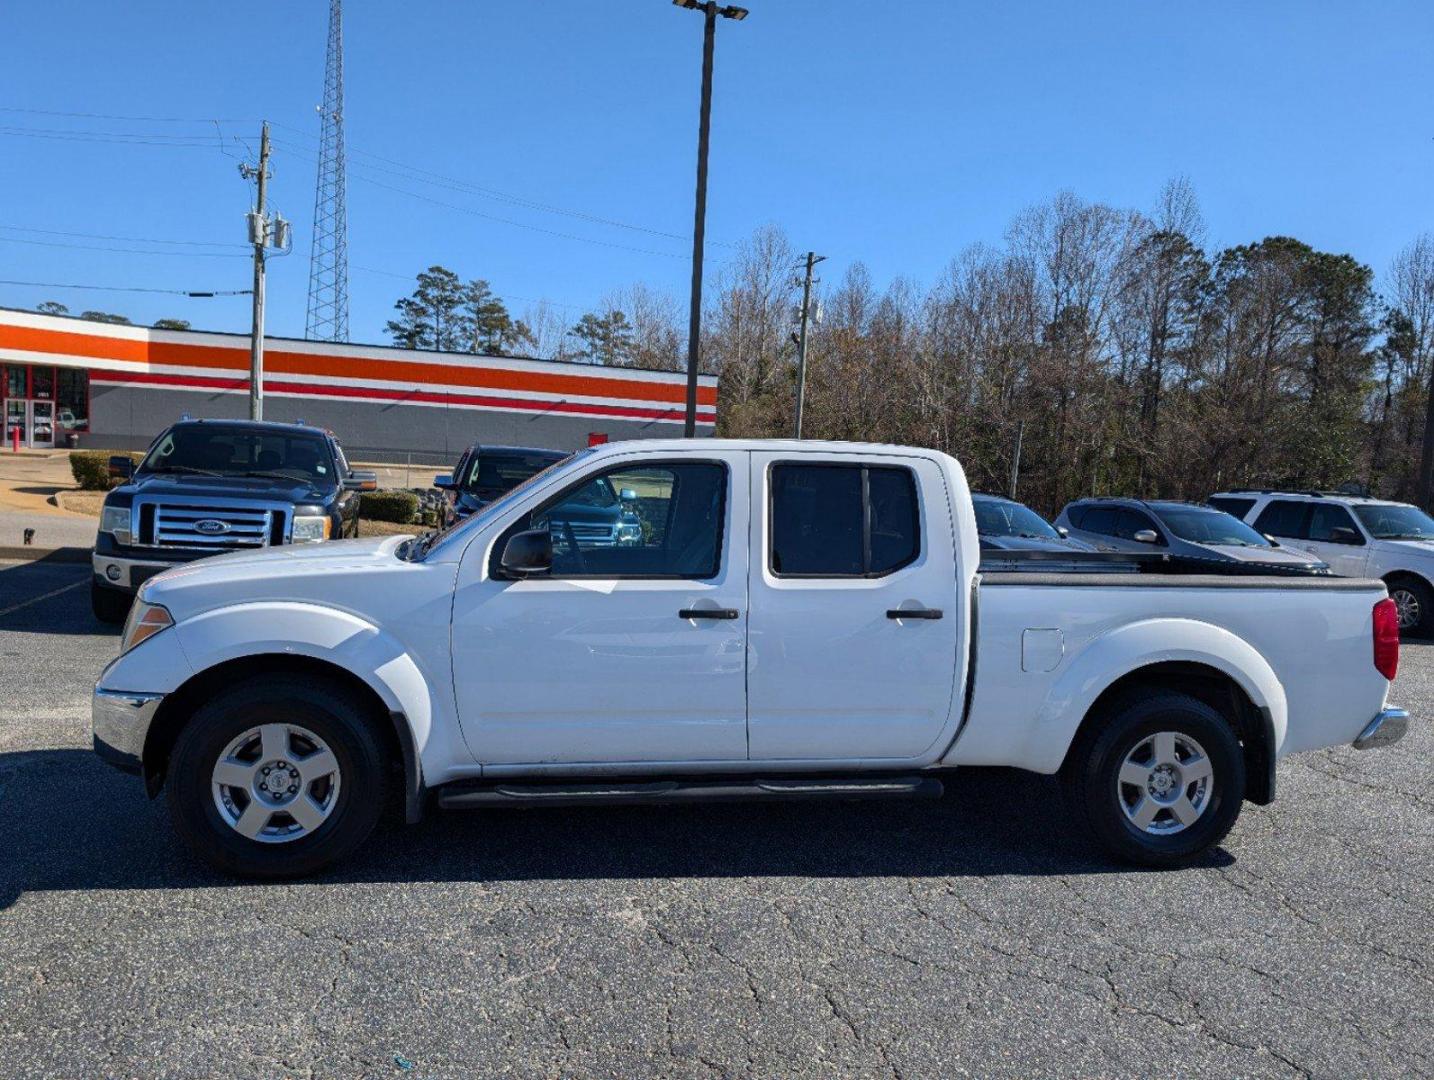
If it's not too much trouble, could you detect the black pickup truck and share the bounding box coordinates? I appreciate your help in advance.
[91,419,375,622]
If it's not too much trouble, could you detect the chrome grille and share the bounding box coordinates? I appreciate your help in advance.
[568,521,616,544]
[143,501,288,551]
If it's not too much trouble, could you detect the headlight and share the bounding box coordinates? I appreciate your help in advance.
[100,504,132,545]
[291,514,331,543]
[120,601,173,654]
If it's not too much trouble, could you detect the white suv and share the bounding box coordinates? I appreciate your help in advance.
[1208,490,1434,632]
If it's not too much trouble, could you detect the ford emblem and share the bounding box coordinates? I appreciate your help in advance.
[194,519,230,535]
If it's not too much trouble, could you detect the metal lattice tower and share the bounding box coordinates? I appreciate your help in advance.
[305,0,349,342]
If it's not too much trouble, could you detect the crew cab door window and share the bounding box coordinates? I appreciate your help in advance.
[769,463,918,576]
[498,462,726,579]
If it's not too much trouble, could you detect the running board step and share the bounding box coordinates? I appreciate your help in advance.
[436,775,944,810]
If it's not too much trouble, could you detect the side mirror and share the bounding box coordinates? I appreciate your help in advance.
[343,469,378,492]
[619,487,638,502]
[1263,533,1279,545]
[500,528,553,576]
[432,474,455,490]
[1329,526,1361,545]
[108,455,134,480]
[1055,525,1069,538]
[1133,529,1160,544]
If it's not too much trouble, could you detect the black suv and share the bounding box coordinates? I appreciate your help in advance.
[434,444,567,525]
[91,419,375,622]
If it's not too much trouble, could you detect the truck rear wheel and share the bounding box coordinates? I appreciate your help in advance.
[165,675,388,878]
[1064,691,1245,868]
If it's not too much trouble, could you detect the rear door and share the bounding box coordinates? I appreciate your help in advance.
[746,451,962,761]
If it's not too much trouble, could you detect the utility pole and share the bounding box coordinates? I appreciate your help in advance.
[244,124,272,421]
[793,251,825,439]
[1007,419,1025,499]
[674,0,748,437]
[240,124,291,422]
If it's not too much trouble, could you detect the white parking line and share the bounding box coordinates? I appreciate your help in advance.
[0,578,88,618]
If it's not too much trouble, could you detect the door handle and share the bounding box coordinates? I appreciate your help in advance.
[887,608,943,620]
[679,608,740,620]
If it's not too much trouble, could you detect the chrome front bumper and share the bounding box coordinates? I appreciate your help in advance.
[92,553,176,593]
[92,686,165,771]
[1353,708,1410,751]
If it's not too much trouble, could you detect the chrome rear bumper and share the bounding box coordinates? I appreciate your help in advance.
[1353,708,1410,751]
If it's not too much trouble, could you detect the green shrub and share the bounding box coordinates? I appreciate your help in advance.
[70,450,140,491]
[360,490,420,524]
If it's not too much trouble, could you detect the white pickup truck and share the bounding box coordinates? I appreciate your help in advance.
[93,440,1411,878]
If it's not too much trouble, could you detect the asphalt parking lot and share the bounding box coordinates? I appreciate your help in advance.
[1,558,1431,1079]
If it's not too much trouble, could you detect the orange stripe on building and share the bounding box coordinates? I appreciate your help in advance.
[0,323,719,407]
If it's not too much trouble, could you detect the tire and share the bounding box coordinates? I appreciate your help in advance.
[1063,690,1246,869]
[1386,577,1433,638]
[165,675,389,878]
[91,580,132,624]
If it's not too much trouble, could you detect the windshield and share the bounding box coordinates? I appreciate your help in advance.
[140,426,334,484]
[973,498,1061,539]
[1157,505,1272,547]
[462,451,565,496]
[404,449,580,560]
[1353,503,1434,540]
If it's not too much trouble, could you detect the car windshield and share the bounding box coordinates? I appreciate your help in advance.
[973,498,1061,539]
[1156,505,1272,547]
[403,449,580,561]
[139,426,334,484]
[463,451,565,496]
[1353,503,1434,540]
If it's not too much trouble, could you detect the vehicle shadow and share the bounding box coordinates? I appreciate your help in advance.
[0,557,117,637]
[0,748,1232,908]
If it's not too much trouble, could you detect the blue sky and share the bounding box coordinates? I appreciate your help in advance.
[3,0,1431,344]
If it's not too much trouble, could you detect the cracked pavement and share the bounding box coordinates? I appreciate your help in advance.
[1,557,1431,1078]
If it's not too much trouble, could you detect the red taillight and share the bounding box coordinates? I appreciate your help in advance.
[1373,598,1400,681]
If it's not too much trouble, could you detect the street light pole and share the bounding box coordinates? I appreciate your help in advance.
[674,0,748,437]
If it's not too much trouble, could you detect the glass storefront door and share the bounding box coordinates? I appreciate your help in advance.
[3,400,57,448]
[4,400,23,446]
[30,401,55,448]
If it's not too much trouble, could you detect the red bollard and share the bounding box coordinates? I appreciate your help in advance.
[11,425,19,453]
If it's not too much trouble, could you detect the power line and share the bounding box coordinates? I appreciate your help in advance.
[271,123,719,247]
[0,224,249,250]
[0,106,252,124]
[0,278,250,296]
[0,235,248,258]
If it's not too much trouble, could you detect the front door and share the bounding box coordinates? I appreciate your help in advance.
[28,401,55,448]
[746,451,963,761]
[451,451,750,766]
[4,400,24,447]
[1298,502,1370,576]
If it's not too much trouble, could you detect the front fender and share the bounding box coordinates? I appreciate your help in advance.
[1023,617,1288,774]
[171,601,449,781]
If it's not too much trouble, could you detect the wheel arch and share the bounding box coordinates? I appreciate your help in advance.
[143,652,425,823]
[1025,618,1286,805]
[1058,660,1277,805]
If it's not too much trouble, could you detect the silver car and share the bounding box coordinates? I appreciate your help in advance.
[1054,498,1328,572]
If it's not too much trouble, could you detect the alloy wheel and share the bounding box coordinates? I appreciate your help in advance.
[1116,730,1214,836]
[211,723,342,844]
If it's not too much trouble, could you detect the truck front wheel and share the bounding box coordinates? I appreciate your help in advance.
[1064,691,1245,868]
[165,675,389,878]
[91,580,131,624]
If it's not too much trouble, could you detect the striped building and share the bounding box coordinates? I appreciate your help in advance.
[0,308,717,459]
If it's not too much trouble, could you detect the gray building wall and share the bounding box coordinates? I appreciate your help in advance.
[87,384,714,463]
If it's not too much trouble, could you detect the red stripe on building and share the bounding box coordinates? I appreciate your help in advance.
[92,369,718,423]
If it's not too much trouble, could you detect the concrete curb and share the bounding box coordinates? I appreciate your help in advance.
[0,546,92,565]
